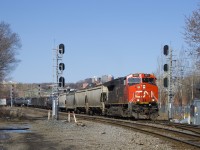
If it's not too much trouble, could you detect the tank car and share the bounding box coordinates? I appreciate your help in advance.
[31,97,48,108]
[25,98,33,107]
[14,98,25,106]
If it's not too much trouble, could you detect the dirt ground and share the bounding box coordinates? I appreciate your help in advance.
[0,107,194,150]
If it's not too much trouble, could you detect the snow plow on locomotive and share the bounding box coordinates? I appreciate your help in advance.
[65,73,159,119]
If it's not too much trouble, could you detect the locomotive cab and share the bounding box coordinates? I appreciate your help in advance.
[126,73,159,119]
[127,73,158,104]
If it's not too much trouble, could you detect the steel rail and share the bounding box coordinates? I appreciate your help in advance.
[73,114,200,149]
[19,107,200,149]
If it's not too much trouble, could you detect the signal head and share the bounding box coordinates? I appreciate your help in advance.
[59,44,65,54]
[164,45,169,56]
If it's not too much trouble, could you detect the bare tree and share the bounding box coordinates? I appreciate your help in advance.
[0,21,21,81]
[184,6,200,69]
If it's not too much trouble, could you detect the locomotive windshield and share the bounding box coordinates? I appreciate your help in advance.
[128,77,141,86]
[142,78,155,85]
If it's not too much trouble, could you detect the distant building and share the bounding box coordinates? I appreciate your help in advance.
[92,76,97,83]
[82,83,88,89]
[101,75,114,83]
[77,75,114,89]
[92,76,101,83]
[85,78,93,84]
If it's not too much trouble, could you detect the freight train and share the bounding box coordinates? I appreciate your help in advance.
[11,73,159,119]
[65,73,159,119]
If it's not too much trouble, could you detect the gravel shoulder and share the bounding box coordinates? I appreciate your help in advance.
[0,107,193,150]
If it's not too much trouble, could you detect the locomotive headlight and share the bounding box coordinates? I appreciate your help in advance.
[152,99,155,102]
[137,99,140,102]
[137,86,140,89]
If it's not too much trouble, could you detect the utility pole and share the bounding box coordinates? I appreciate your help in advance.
[38,84,41,97]
[192,75,194,100]
[10,84,14,107]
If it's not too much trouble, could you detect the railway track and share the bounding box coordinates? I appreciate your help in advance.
[20,107,200,149]
[138,120,200,135]
[164,122,200,135]
[66,113,200,149]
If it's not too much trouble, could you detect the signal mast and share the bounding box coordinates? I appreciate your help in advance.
[52,43,65,120]
[163,45,173,120]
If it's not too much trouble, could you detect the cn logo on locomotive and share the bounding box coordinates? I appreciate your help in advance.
[130,90,157,102]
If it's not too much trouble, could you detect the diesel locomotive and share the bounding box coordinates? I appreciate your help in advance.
[65,73,159,119]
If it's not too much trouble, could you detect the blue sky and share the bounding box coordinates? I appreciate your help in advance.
[0,0,199,83]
